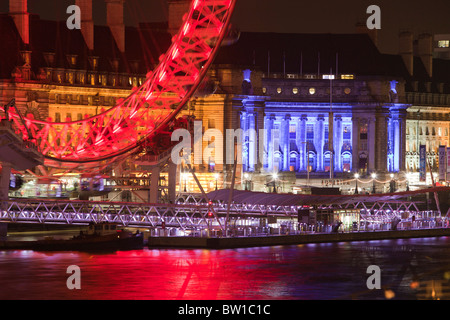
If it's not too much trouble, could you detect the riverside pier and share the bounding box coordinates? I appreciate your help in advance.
[1,187,449,250]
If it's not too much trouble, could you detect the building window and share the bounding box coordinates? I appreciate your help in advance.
[343,126,351,140]
[361,141,368,151]
[341,74,355,80]
[360,123,368,140]
[438,40,450,48]
[67,72,74,84]
[55,112,61,122]
[342,152,352,172]
[79,73,85,85]
[309,88,316,95]
[289,124,296,139]
[324,152,331,172]
[306,124,314,141]
[292,88,298,94]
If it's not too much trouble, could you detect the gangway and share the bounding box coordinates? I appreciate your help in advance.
[0,197,300,230]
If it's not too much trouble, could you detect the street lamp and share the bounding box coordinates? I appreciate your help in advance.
[371,172,377,194]
[182,172,188,192]
[354,173,359,194]
[389,173,395,193]
[272,172,278,193]
[244,173,249,191]
[214,173,219,191]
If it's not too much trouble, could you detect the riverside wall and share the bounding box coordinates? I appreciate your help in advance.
[147,228,450,249]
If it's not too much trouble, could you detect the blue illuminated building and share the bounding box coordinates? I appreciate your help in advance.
[237,76,408,176]
[215,32,412,190]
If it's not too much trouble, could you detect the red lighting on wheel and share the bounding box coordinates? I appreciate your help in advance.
[0,0,237,171]
[182,22,191,36]
[193,0,201,10]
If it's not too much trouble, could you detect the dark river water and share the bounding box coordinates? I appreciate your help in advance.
[1,236,450,300]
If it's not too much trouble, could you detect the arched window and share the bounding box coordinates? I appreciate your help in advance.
[342,151,352,172]
[323,151,331,172]
[308,151,317,172]
[290,152,298,172]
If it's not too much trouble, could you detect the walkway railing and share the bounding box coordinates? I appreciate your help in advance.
[0,198,446,236]
[0,198,299,229]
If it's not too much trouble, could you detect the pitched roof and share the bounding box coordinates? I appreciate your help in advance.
[0,14,172,79]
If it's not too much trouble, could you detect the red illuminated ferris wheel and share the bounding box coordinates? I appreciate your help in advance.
[2,0,236,171]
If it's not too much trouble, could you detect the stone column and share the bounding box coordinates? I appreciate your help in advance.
[248,112,256,172]
[240,111,248,172]
[334,115,343,172]
[352,117,360,172]
[400,115,407,171]
[316,115,325,171]
[368,116,376,172]
[394,118,400,172]
[265,114,275,172]
[281,114,291,171]
[298,115,307,171]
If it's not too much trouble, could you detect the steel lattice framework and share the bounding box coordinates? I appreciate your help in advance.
[0,194,435,229]
[1,0,236,171]
[0,198,299,229]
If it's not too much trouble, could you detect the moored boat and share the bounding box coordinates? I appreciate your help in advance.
[31,223,144,251]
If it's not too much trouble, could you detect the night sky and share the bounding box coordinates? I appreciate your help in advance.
[1,0,449,54]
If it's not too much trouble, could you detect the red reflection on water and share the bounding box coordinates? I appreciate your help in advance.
[0,247,300,300]
[84,249,288,300]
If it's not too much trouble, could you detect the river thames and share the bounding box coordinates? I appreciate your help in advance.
[1,236,450,300]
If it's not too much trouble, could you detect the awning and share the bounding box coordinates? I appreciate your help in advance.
[207,187,450,206]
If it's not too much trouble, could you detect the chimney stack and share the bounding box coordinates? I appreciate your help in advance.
[105,0,126,53]
[399,31,414,76]
[418,33,433,78]
[168,0,191,37]
[76,0,94,51]
[9,0,29,45]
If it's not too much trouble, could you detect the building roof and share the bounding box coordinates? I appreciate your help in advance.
[0,14,172,79]
[1,14,449,93]
[214,31,450,94]
[215,32,410,78]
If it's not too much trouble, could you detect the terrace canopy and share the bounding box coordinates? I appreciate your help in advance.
[206,187,450,207]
